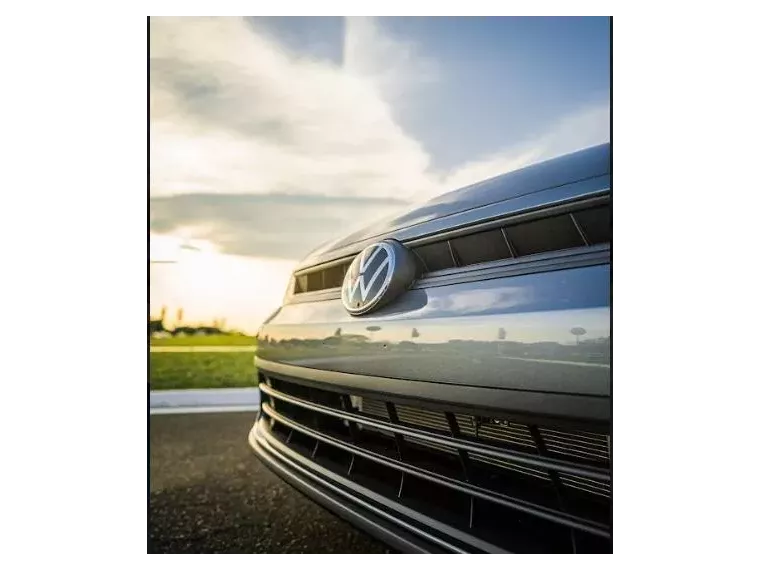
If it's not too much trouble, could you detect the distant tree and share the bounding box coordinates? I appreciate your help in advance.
[173,325,195,336]
[334,328,342,337]
[570,327,587,345]
[149,319,164,335]
[343,334,369,344]
[411,328,420,338]
[497,327,506,340]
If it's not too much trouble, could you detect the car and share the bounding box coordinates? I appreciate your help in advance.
[249,143,611,553]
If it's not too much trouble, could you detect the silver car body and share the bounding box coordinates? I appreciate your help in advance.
[251,142,611,553]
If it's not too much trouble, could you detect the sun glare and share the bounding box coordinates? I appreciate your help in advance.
[150,232,295,334]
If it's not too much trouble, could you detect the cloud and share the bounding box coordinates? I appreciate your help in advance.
[150,193,408,260]
[430,288,532,314]
[342,16,439,103]
[149,17,609,262]
[150,17,436,200]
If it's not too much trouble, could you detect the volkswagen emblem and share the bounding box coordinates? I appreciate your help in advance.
[341,239,417,316]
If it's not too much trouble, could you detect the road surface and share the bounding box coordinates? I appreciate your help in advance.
[149,411,389,553]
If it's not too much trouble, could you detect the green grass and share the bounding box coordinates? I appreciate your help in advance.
[150,334,257,347]
[149,352,258,390]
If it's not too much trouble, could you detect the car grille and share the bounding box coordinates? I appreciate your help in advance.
[257,374,611,553]
[292,200,610,294]
[360,398,611,498]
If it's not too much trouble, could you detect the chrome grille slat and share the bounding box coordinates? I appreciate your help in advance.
[470,453,552,480]
[561,483,609,498]
[542,436,609,453]
[260,383,608,481]
[544,444,609,462]
[454,415,477,436]
[405,436,457,454]
[542,436,609,454]
[477,433,536,448]
[369,407,607,461]
[395,406,450,430]
[361,399,389,418]
[476,425,536,447]
[560,473,611,490]
[259,378,611,553]
[262,402,609,539]
[408,436,548,479]
[478,422,532,435]
[559,474,611,497]
[540,427,610,444]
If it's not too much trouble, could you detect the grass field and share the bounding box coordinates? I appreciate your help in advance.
[149,352,258,390]
[150,334,257,347]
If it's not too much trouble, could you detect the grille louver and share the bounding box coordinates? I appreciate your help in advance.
[362,396,609,488]
[258,376,611,553]
[293,202,610,294]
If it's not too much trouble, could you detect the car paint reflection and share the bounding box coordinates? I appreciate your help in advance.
[258,264,610,396]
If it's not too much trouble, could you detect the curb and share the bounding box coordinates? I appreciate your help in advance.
[150,387,260,415]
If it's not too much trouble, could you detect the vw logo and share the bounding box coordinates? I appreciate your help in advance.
[341,239,417,316]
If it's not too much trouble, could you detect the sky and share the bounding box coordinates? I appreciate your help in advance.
[149,16,610,334]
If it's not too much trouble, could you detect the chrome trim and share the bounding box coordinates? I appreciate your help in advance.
[250,434,435,553]
[500,227,516,257]
[403,192,609,249]
[285,193,609,301]
[416,245,610,289]
[446,240,459,267]
[262,403,609,538]
[341,239,418,317]
[251,419,501,553]
[285,245,609,303]
[256,358,610,426]
[259,383,609,482]
[297,190,609,276]
[569,212,590,246]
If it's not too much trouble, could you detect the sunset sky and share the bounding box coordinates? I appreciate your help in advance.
[149,16,610,334]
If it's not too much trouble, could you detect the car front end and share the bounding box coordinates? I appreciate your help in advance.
[249,143,611,553]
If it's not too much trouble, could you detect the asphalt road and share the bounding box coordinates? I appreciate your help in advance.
[149,411,390,553]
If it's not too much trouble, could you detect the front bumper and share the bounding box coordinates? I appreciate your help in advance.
[249,359,611,554]
[250,417,455,553]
